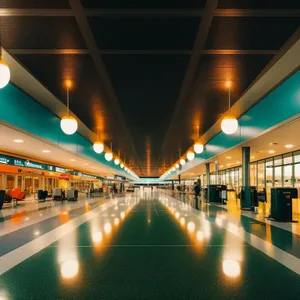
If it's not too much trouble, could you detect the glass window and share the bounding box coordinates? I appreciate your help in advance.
[274,166,282,187]
[250,163,257,187]
[6,175,15,190]
[283,165,293,187]
[274,155,282,166]
[257,161,265,191]
[283,154,293,164]
[294,151,300,163]
[17,176,22,189]
[294,164,300,188]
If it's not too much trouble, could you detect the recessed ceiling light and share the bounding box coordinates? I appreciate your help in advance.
[268,150,275,154]
[285,144,294,149]
[13,139,24,143]
[237,161,240,164]
[220,165,224,168]
[226,156,231,159]
[42,150,50,153]
[70,159,76,161]
[227,163,231,167]
[84,163,88,166]
[251,156,256,159]
[269,142,278,146]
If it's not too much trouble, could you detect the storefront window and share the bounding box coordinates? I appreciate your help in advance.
[257,161,265,191]
[294,151,300,163]
[284,153,293,164]
[250,163,257,187]
[17,176,22,189]
[283,165,293,187]
[294,164,300,188]
[6,175,15,190]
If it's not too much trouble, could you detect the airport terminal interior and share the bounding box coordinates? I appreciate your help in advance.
[0,0,300,299]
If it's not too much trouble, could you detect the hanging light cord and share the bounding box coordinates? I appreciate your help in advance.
[66,87,70,116]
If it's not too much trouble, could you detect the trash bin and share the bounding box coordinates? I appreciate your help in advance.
[270,188,298,221]
[38,190,47,202]
[0,190,5,210]
[74,190,78,201]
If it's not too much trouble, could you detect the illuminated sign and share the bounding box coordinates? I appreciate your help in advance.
[55,167,66,173]
[0,156,9,164]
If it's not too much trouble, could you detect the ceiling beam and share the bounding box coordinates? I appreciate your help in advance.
[68,0,142,172]
[157,0,219,172]
[0,8,300,17]
[7,49,279,55]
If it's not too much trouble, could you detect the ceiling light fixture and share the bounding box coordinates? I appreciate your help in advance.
[268,150,275,154]
[0,25,10,88]
[175,164,179,169]
[221,82,238,135]
[13,139,24,143]
[105,152,113,161]
[60,80,78,135]
[42,150,50,153]
[180,159,186,166]
[120,163,124,168]
[187,151,195,161]
[114,158,120,165]
[194,143,204,154]
[285,144,294,149]
[226,156,231,159]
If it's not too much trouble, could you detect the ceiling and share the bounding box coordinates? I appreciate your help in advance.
[2,0,300,177]
[0,123,124,178]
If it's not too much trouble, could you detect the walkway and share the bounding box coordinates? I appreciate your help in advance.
[0,190,299,299]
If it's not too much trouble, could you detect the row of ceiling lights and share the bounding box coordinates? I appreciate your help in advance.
[163,82,238,178]
[163,79,296,178]
[59,81,137,178]
[1,69,136,178]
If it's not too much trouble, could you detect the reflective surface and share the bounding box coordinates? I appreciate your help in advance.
[0,190,300,299]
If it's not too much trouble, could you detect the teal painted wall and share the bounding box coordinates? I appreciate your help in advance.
[0,83,129,177]
[165,70,300,179]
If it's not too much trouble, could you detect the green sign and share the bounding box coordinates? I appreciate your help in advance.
[0,154,66,173]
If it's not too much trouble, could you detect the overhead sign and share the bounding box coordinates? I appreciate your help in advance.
[114,175,126,181]
[0,154,65,173]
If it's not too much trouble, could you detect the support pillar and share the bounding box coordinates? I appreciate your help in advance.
[178,175,181,185]
[241,146,251,210]
[205,163,210,202]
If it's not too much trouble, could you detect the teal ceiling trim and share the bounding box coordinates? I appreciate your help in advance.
[166,70,300,179]
[0,83,130,177]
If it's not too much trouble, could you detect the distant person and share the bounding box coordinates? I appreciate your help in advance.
[194,182,200,210]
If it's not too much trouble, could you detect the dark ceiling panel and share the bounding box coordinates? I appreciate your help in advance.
[0,0,70,8]
[102,55,190,175]
[81,0,206,9]
[159,54,273,164]
[2,17,86,49]
[15,54,136,164]
[88,17,201,50]
[218,0,300,9]
[205,17,300,50]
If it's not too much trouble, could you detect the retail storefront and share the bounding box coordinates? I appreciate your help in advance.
[0,153,103,199]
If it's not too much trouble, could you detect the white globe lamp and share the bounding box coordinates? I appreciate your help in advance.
[0,60,10,88]
[93,141,104,154]
[60,116,78,135]
[114,158,120,165]
[104,152,113,161]
[221,116,238,135]
[120,163,124,168]
[187,152,195,161]
[180,159,186,166]
[194,143,204,154]
[175,164,179,169]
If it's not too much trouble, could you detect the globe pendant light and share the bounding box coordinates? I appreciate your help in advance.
[176,164,179,169]
[120,163,124,168]
[194,143,204,154]
[187,151,195,161]
[93,141,104,154]
[93,128,104,154]
[0,24,10,89]
[0,60,10,89]
[105,152,113,161]
[114,158,120,165]
[221,81,238,135]
[180,159,186,166]
[61,81,78,135]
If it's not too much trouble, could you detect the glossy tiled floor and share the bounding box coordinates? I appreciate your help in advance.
[0,190,300,299]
